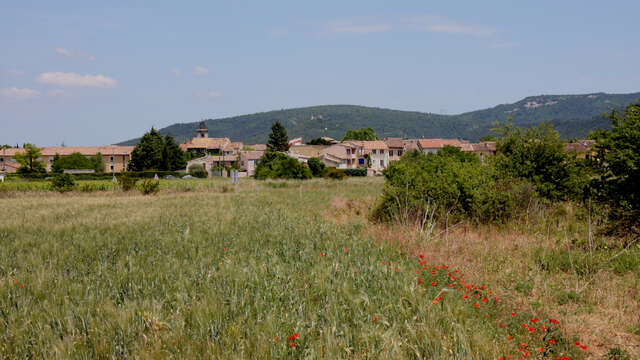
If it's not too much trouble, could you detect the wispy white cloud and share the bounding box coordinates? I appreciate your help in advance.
[322,15,497,37]
[195,91,222,101]
[170,67,181,76]
[194,66,210,76]
[55,47,96,60]
[1,87,41,101]
[36,72,117,88]
[490,41,520,49]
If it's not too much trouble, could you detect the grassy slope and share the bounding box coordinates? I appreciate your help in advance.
[0,179,534,359]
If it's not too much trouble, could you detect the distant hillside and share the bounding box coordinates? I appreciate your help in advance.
[118,92,640,145]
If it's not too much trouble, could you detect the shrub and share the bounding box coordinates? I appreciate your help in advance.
[343,168,367,177]
[307,157,326,177]
[188,164,208,178]
[325,168,346,180]
[254,152,311,180]
[138,179,160,195]
[118,175,137,191]
[50,173,75,193]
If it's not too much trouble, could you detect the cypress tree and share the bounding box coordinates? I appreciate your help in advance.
[267,121,289,152]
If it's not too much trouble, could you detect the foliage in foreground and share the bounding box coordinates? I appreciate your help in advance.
[50,173,75,193]
[254,152,311,180]
[372,147,536,228]
[591,101,640,237]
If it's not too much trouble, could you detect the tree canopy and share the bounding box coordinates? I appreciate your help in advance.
[129,129,186,171]
[267,121,289,152]
[51,152,104,173]
[15,144,45,174]
[254,152,311,180]
[342,128,378,141]
[591,101,640,236]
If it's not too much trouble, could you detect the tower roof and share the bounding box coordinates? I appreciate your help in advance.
[197,121,208,131]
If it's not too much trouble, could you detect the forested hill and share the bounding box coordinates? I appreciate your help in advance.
[118,92,640,145]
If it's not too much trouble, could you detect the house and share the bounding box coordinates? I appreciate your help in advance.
[565,140,597,159]
[222,142,243,156]
[417,139,468,154]
[383,138,405,162]
[287,145,330,163]
[471,142,497,159]
[179,121,233,155]
[288,137,303,147]
[319,143,362,169]
[1,146,134,173]
[240,151,264,176]
[245,144,267,151]
[349,141,389,172]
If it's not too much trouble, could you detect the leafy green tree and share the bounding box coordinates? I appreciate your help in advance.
[15,143,46,174]
[129,128,164,171]
[162,135,187,171]
[254,152,311,180]
[51,173,75,192]
[591,101,640,236]
[267,121,290,152]
[307,157,326,177]
[52,152,104,173]
[342,128,378,141]
[494,121,584,201]
[307,138,333,145]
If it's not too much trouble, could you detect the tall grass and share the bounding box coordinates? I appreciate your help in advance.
[0,178,530,359]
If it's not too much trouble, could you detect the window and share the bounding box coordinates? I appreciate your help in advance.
[110,165,114,171]
[379,159,384,167]
[372,149,377,155]
[346,148,351,155]
[110,156,114,162]
[249,160,255,166]
[48,156,54,163]
[359,158,365,165]
[398,150,403,156]
[380,150,385,155]
[0,157,3,162]
[10,158,16,163]
[389,150,393,157]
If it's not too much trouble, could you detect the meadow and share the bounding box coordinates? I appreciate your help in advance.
[0,178,637,359]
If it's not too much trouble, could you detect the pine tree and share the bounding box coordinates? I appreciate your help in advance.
[128,128,164,171]
[267,121,289,152]
[162,135,186,171]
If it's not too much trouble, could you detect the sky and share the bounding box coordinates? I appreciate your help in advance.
[1,0,639,146]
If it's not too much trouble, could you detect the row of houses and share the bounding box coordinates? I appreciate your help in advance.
[0,146,134,173]
[0,121,594,176]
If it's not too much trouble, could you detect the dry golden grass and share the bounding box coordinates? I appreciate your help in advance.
[327,196,640,359]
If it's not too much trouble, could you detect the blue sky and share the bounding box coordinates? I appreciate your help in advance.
[1,1,639,146]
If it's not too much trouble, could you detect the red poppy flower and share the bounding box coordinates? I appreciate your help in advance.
[528,328,535,333]
[345,248,349,252]
[320,253,324,257]
[431,281,436,286]
[20,284,23,289]
[511,312,516,317]
[12,280,17,285]
[548,339,557,345]
[507,336,513,340]
[530,318,538,323]
[474,303,480,308]
[522,324,529,328]
[373,316,378,322]
[580,345,587,350]
[499,323,505,328]
[574,341,580,346]
[290,342,295,347]
[381,261,385,265]
[538,348,544,353]
[549,318,560,325]
[419,254,424,259]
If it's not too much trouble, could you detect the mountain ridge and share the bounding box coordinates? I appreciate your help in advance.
[117,92,640,145]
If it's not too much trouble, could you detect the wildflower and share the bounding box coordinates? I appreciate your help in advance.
[530,318,538,323]
[20,284,23,289]
[419,254,424,259]
[511,312,516,317]
[541,326,548,331]
[432,299,439,305]
[290,342,295,347]
[354,270,358,274]
[373,316,378,322]
[548,339,557,345]
[448,284,454,288]
[580,345,587,350]
[463,295,469,300]
[430,281,436,286]
[538,348,544,353]
[499,323,505,328]
[381,261,385,265]
[275,337,279,341]
[574,341,580,346]
[549,318,560,325]
[12,280,17,285]
[528,327,535,333]
[481,297,488,303]
[557,357,571,360]
[289,333,299,340]
[474,304,480,308]
[522,323,529,328]
[345,248,349,252]
[507,336,513,340]
[320,253,325,257]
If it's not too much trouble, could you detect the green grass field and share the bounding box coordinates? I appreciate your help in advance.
[0,178,592,359]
